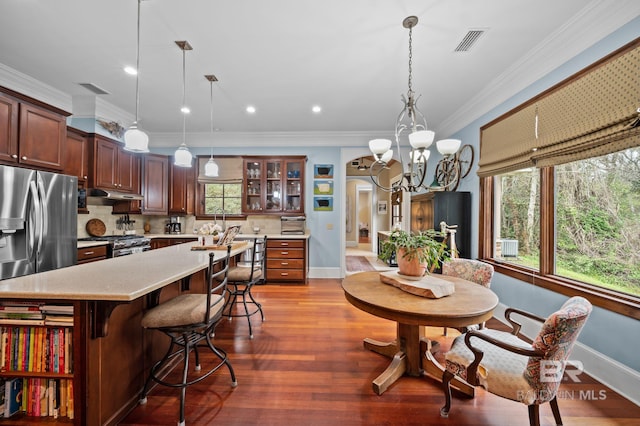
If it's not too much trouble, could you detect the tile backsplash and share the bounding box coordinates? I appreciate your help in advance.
[78,206,285,238]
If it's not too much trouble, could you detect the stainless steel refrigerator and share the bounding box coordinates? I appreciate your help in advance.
[0,165,77,280]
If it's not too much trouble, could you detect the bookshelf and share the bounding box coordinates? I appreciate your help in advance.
[0,303,78,423]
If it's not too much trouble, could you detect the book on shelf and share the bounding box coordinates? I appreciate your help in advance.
[39,305,73,315]
[4,378,23,418]
[0,304,41,312]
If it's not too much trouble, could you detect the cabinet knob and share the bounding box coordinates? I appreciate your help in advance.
[11,154,18,159]
[83,175,88,179]
[21,156,27,160]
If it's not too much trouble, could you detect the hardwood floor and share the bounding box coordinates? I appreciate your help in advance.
[121,278,640,426]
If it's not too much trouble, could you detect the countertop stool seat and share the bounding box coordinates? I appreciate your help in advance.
[139,247,236,426]
[223,236,267,339]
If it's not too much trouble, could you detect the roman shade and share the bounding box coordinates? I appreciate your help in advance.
[197,157,243,183]
[478,38,640,177]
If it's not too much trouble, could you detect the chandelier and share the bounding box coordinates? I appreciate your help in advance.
[368,16,463,193]
[123,0,150,153]
[174,40,193,167]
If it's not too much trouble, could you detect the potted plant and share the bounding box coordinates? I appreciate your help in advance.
[378,229,451,277]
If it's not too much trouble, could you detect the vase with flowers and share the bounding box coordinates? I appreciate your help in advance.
[198,222,223,245]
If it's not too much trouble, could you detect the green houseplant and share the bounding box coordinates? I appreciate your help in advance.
[379,229,451,277]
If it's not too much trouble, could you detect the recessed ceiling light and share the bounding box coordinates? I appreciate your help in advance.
[181,106,190,114]
[124,66,137,75]
[312,105,322,113]
[246,105,256,114]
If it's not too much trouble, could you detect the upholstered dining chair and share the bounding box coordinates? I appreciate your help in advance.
[440,296,592,426]
[441,258,494,334]
[223,236,267,338]
[139,247,237,426]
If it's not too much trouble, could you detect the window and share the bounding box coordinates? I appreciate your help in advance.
[483,147,640,319]
[493,169,540,269]
[555,148,640,297]
[201,183,242,215]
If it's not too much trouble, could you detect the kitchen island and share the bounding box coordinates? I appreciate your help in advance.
[0,242,248,426]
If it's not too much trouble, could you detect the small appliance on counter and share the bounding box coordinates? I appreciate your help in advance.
[281,216,306,234]
[165,216,182,234]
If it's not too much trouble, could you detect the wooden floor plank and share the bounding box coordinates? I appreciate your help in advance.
[121,278,640,425]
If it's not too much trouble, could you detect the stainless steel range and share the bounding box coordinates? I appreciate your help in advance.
[78,235,151,258]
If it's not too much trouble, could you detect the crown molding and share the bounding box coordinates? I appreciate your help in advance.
[438,0,640,138]
[148,130,390,148]
[0,63,72,113]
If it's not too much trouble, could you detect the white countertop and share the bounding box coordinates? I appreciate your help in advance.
[0,243,248,301]
[76,232,310,249]
[147,232,310,239]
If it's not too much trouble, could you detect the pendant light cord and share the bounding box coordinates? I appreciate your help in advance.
[134,0,142,124]
[210,80,214,158]
[182,48,187,145]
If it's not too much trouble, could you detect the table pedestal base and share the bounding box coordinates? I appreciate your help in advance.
[362,323,474,397]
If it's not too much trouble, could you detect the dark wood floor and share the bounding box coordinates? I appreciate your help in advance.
[121,279,640,425]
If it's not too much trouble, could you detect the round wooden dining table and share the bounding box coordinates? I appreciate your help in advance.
[342,271,499,395]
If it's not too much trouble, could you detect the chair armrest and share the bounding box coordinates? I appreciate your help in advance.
[463,330,545,386]
[504,307,547,335]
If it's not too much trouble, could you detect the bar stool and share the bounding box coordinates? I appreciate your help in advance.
[139,247,236,426]
[223,236,266,338]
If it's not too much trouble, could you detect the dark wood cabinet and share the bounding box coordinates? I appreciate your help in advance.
[410,191,472,258]
[265,238,308,283]
[0,90,67,171]
[142,154,169,215]
[77,244,108,264]
[88,135,141,193]
[65,127,89,182]
[168,160,195,215]
[0,91,19,164]
[242,156,305,215]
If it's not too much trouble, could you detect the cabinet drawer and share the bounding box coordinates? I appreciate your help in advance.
[267,239,305,249]
[266,258,304,270]
[77,245,108,263]
[266,269,305,281]
[267,248,304,259]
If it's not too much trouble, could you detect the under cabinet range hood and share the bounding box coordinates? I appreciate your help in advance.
[88,188,144,202]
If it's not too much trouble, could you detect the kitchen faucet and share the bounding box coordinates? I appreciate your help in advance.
[214,208,226,232]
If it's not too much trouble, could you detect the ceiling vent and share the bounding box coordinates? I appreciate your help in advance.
[78,83,110,95]
[454,29,487,52]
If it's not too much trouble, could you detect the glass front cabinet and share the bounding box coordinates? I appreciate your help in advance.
[242,156,306,214]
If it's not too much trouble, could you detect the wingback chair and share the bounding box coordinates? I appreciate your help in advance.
[440,296,592,426]
[441,258,494,334]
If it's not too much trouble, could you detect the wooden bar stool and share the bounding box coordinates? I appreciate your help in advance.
[139,247,236,426]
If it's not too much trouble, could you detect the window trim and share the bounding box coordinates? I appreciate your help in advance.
[195,181,246,220]
[480,171,640,320]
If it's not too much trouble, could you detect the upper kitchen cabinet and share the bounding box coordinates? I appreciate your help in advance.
[88,135,141,194]
[65,127,89,183]
[141,154,169,215]
[169,159,195,215]
[0,89,68,171]
[242,156,306,215]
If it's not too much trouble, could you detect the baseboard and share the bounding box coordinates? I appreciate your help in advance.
[493,303,640,406]
[308,267,342,279]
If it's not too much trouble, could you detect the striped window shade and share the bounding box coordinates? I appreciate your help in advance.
[478,38,640,177]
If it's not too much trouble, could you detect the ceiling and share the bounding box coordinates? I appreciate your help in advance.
[1,1,637,148]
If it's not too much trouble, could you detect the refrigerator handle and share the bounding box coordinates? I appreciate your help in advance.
[29,180,44,258]
[36,176,48,255]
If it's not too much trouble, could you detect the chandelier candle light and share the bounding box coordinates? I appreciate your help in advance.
[204,74,220,177]
[174,40,194,167]
[368,16,461,193]
[123,0,150,153]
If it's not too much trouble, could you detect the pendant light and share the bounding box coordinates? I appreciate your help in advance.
[123,0,150,153]
[174,40,193,167]
[204,74,219,177]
